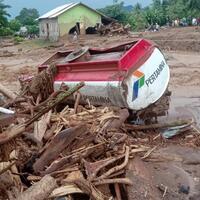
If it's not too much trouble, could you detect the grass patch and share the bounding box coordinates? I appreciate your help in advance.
[20,39,57,49]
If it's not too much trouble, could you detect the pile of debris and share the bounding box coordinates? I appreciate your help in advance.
[98,22,131,36]
[0,38,15,48]
[0,66,199,200]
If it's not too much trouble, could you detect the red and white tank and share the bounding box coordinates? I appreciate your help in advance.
[39,39,170,111]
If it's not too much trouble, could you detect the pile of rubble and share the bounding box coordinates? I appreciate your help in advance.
[98,22,131,36]
[0,66,199,200]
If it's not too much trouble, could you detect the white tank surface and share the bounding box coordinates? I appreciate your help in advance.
[41,39,170,111]
[124,48,170,110]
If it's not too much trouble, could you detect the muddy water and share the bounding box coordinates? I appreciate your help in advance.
[160,87,200,127]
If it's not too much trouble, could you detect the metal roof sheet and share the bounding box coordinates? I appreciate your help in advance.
[38,3,78,19]
[38,2,114,22]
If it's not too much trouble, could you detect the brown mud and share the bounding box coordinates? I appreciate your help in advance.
[0,26,200,199]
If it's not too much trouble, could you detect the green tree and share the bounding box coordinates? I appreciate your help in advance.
[16,8,39,26]
[187,0,200,9]
[0,0,12,36]
[151,0,167,25]
[9,19,21,31]
[185,0,200,16]
[166,0,187,20]
[27,25,39,35]
[0,0,10,27]
[152,0,162,8]
[99,0,200,31]
[98,2,128,23]
[128,3,147,31]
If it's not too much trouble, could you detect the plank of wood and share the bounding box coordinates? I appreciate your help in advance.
[33,124,87,173]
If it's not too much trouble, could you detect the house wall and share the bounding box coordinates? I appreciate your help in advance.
[58,4,101,36]
[39,18,59,41]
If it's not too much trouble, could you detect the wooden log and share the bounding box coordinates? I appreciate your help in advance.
[95,146,129,180]
[65,178,106,200]
[3,97,27,108]
[33,110,52,142]
[43,143,105,175]
[25,82,85,126]
[114,183,122,200]
[15,175,58,200]
[0,83,17,100]
[0,82,85,145]
[125,119,192,131]
[94,178,133,186]
[105,109,129,130]
[0,124,26,145]
[33,124,87,173]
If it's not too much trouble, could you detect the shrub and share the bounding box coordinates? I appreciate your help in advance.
[14,36,24,44]
[0,27,13,36]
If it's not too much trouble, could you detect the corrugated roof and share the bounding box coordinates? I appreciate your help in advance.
[38,2,115,22]
[38,3,79,19]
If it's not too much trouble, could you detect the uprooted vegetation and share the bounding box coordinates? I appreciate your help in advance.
[0,64,200,200]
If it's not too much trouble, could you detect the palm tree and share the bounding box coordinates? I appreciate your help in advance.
[0,0,10,27]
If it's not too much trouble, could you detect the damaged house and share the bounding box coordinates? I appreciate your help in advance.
[38,2,113,41]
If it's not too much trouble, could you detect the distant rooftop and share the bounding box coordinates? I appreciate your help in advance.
[38,3,79,19]
[38,2,113,21]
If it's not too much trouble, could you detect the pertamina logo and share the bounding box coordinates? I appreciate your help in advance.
[132,70,145,101]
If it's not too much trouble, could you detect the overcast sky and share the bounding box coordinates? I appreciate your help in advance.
[4,0,152,18]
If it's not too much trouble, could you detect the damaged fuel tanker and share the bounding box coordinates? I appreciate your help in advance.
[39,39,170,120]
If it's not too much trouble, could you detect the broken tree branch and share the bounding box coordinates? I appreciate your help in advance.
[84,154,125,181]
[0,83,17,100]
[94,178,133,186]
[0,82,85,145]
[64,178,106,200]
[104,109,129,130]
[25,82,85,126]
[33,124,87,173]
[125,119,193,131]
[115,183,122,200]
[0,161,15,175]
[96,146,129,180]
[15,175,58,200]
[43,143,105,175]
[74,92,81,114]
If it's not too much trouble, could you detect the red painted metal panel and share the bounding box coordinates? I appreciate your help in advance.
[39,39,155,82]
[119,39,154,70]
[55,70,120,81]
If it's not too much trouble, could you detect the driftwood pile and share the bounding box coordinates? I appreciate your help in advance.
[0,67,198,200]
[98,22,131,36]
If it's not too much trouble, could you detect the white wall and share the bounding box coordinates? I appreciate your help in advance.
[39,18,59,41]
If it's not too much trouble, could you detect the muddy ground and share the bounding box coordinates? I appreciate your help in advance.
[1,26,200,199]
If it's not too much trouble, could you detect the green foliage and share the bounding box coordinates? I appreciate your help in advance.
[9,19,21,32]
[27,25,39,34]
[0,0,10,28]
[166,0,187,20]
[0,27,13,36]
[128,3,147,31]
[16,8,39,26]
[14,36,24,43]
[99,0,200,31]
[187,0,200,10]
[98,2,128,23]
